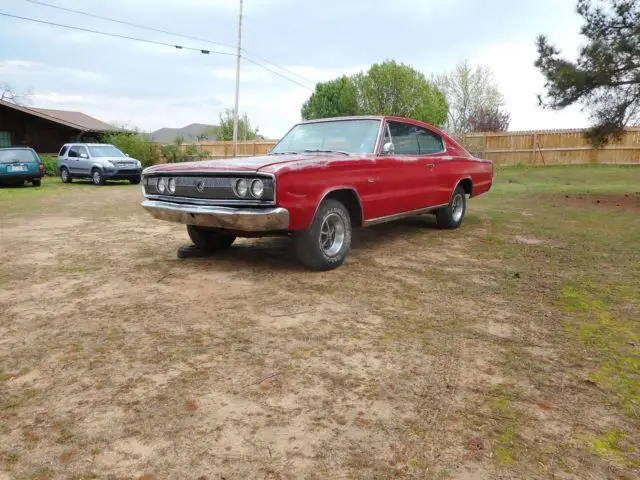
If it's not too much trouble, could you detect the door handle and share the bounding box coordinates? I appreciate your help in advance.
[425,163,435,169]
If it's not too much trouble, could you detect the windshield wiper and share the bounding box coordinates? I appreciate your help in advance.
[303,149,350,155]
[268,151,298,155]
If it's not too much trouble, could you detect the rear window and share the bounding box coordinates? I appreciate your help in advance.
[59,145,69,156]
[0,149,38,163]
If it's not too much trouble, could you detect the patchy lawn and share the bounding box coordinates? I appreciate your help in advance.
[0,166,638,479]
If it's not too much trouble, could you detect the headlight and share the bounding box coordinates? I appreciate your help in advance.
[251,179,264,199]
[104,160,115,168]
[234,178,248,197]
[136,160,142,168]
[157,177,167,193]
[167,177,176,194]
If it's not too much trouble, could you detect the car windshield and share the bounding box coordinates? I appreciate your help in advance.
[270,119,381,155]
[0,149,38,163]
[88,145,126,157]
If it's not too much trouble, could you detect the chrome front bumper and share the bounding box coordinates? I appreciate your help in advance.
[142,200,290,232]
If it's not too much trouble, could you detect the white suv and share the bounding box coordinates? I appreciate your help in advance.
[56,143,142,185]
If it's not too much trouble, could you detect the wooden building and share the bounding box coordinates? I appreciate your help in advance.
[0,99,120,153]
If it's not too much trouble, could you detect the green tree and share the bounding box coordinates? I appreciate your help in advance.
[101,130,153,167]
[358,60,448,126]
[216,109,261,141]
[535,0,640,145]
[300,60,448,127]
[301,76,360,120]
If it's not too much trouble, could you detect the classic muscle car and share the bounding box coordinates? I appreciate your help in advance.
[141,116,493,270]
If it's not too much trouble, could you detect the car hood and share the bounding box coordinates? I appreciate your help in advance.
[142,153,359,175]
[97,156,139,163]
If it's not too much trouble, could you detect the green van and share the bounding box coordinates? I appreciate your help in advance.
[0,147,44,186]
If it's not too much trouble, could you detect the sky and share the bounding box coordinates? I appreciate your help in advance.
[0,0,589,138]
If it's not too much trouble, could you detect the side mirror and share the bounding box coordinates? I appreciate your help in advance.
[80,153,88,159]
[125,153,130,157]
[382,142,394,155]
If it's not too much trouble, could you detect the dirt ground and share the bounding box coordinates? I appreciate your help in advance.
[1,168,639,480]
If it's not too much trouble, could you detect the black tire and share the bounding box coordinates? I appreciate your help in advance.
[130,176,141,185]
[436,186,467,229]
[187,225,236,250]
[92,168,106,186]
[60,167,72,183]
[32,179,41,187]
[293,198,352,271]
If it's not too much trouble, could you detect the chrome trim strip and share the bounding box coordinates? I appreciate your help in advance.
[144,194,275,207]
[311,187,364,227]
[362,203,448,227]
[452,177,473,197]
[377,119,447,156]
[142,200,290,232]
[143,170,275,178]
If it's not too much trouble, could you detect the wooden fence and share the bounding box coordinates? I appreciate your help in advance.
[460,127,640,165]
[162,127,640,165]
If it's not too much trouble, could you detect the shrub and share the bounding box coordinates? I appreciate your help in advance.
[101,132,153,167]
[40,155,57,176]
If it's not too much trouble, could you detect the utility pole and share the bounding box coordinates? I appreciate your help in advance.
[232,0,243,157]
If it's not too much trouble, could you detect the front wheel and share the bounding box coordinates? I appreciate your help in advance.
[130,176,141,185]
[435,186,467,229]
[293,198,352,271]
[60,167,72,183]
[187,225,236,250]
[92,169,105,185]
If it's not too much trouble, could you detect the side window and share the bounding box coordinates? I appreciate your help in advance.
[388,122,419,154]
[68,146,79,158]
[59,145,69,157]
[416,129,444,154]
[77,146,88,157]
[387,121,444,155]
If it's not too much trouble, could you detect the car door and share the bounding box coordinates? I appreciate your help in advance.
[75,146,91,176]
[381,120,441,213]
[66,146,81,175]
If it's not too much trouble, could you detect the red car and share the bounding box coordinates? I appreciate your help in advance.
[141,116,493,270]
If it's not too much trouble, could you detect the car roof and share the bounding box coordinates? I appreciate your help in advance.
[0,146,34,150]
[63,143,114,146]
[298,115,384,124]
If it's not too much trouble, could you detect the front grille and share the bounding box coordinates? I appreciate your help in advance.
[117,161,136,168]
[143,174,275,203]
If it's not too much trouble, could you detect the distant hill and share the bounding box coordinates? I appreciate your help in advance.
[148,123,217,143]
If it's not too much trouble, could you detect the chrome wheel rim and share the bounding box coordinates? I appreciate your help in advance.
[452,194,464,222]
[320,213,346,257]
[93,171,101,184]
[61,169,68,181]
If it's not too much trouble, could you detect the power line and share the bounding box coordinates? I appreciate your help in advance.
[0,11,234,56]
[22,0,316,87]
[243,56,313,90]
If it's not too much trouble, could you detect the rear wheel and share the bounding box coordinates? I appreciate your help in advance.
[293,198,352,271]
[130,176,141,185]
[32,179,41,187]
[436,186,467,229]
[60,167,72,183]
[187,225,236,250]
[92,168,105,186]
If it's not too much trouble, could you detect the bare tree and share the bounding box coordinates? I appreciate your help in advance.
[469,106,511,132]
[1,84,31,104]
[435,61,506,133]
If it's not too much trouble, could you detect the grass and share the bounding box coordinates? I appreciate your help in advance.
[0,163,639,478]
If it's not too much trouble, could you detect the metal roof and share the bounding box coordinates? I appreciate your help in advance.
[0,99,120,132]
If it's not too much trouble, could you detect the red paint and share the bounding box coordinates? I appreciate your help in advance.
[148,116,493,231]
